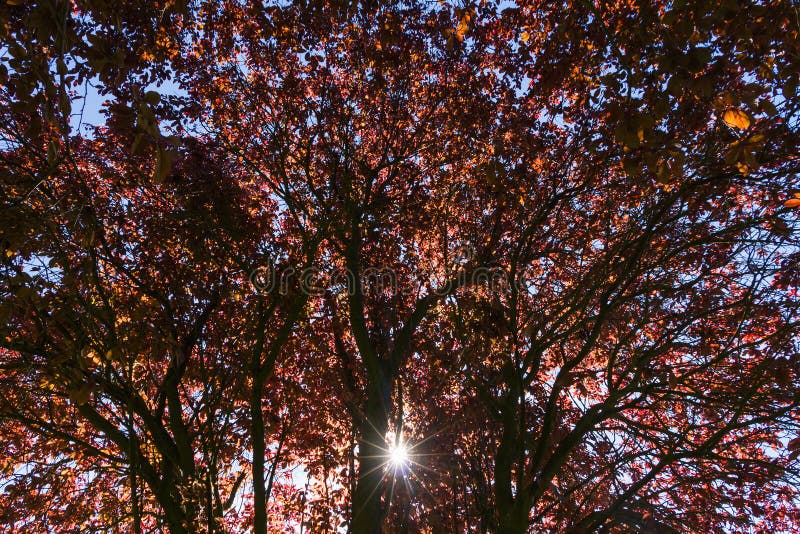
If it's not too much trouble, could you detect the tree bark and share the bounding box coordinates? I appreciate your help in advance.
[494,402,531,534]
[144,468,190,534]
[251,369,269,534]
[350,385,390,534]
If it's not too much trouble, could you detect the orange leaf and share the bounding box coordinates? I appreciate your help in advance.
[723,108,751,130]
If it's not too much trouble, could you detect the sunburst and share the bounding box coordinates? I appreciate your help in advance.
[388,441,410,470]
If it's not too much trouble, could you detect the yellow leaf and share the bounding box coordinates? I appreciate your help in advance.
[153,146,174,184]
[784,198,800,208]
[521,31,530,43]
[735,162,750,175]
[69,384,92,405]
[723,108,751,130]
[656,162,670,184]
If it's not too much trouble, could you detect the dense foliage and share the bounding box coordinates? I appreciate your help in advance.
[2,0,800,532]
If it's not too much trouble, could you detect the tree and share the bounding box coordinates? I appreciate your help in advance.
[2,0,800,532]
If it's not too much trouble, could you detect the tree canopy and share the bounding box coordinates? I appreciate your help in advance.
[2,0,800,532]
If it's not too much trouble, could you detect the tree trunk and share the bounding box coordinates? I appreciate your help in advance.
[494,410,530,534]
[251,374,268,534]
[151,482,190,534]
[497,512,530,534]
[350,387,390,534]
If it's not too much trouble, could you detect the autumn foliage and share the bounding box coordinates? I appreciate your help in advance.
[2,0,800,532]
